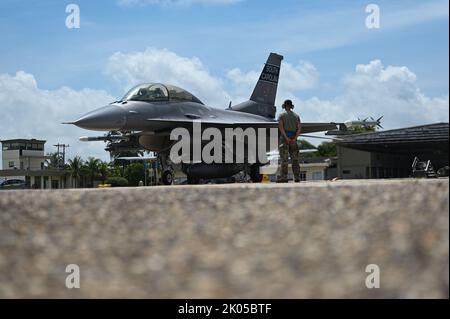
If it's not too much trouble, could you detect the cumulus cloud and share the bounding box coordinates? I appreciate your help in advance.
[341,60,449,127]
[117,0,243,7]
[0,71,114,161]
[226,61,319,104]
[294,60,449,127]
[281,61,319,92]
[106,47,231,106]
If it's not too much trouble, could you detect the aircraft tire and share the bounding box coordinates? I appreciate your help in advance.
[162,170,173,185]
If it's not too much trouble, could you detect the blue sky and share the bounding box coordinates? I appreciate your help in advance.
[0,0,448,161]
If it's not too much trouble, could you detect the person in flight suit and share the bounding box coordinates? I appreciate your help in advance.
[277,99,302,183]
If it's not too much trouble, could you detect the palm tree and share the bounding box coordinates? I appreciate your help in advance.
[98,161,109,184]
[68,156,83,188]
[46,152,61,169]
[85,157,100,187]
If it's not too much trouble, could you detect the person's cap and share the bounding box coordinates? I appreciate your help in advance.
[282,99,294,108]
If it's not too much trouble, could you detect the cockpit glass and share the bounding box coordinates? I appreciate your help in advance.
[122,84,169,102]
[121,83,203,105]
[166,85,204,105]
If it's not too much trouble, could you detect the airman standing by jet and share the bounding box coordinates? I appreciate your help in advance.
[277,99,302,183]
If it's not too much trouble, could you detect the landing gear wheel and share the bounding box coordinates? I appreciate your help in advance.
[162,170,173,185]
[250,164,263,183]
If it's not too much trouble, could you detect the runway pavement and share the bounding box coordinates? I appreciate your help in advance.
[0,178,448,298]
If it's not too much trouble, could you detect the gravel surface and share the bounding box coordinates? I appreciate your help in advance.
[0,179,448,298]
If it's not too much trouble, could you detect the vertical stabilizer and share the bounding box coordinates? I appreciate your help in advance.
[231,53,283,118]
[250,53,284,106]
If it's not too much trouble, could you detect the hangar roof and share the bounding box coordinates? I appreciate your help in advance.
[338,122,449,154]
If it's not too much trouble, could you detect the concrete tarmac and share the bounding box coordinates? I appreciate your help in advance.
[0,179,448,298]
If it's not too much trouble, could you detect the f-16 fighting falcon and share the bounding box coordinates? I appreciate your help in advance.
[65,53,341,185]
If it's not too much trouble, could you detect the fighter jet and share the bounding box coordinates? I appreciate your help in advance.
[65,53,340,184]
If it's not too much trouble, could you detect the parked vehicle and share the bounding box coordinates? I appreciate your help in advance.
[0,179,26,190]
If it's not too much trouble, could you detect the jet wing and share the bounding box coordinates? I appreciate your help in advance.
[301,123,341,133]
[146,118,340,134]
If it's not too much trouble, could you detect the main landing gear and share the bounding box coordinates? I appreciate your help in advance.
[161,170,174,185]
[158,153,174,185]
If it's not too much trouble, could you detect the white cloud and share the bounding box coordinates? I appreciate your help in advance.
[228,61,319,90]
[338,60,449,127]
[0,71,114,163]
[106,47,231,106]
[117,0,243,7]
[281,61,319,92]
[293,60,449,128]
[226,61,319,104]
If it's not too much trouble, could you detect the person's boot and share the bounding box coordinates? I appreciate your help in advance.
[294,176,301,183]
[276,176,289,183]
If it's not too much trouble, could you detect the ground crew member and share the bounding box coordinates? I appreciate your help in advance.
[277,99,301,182]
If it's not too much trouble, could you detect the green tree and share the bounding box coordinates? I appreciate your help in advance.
[98,161,110,184]
[85,157,100,187]
[295,139,317,158]
[68,156,83,188]
[297,139,316,150]
[317,141,337,157]
[45,152,62,169]
[79,167,89,188]
[109,164,125,178]
[124,163,145,186]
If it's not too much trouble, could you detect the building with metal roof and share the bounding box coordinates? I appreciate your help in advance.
[336,123,449,179]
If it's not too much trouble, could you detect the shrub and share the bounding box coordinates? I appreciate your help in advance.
[105,176,128,187]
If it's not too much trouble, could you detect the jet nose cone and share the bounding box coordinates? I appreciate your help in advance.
[73,105,127,131]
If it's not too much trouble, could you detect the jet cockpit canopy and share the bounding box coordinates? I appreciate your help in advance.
[121,83,204,105]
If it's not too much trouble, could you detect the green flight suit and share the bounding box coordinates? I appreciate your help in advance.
[278,110,301,181]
